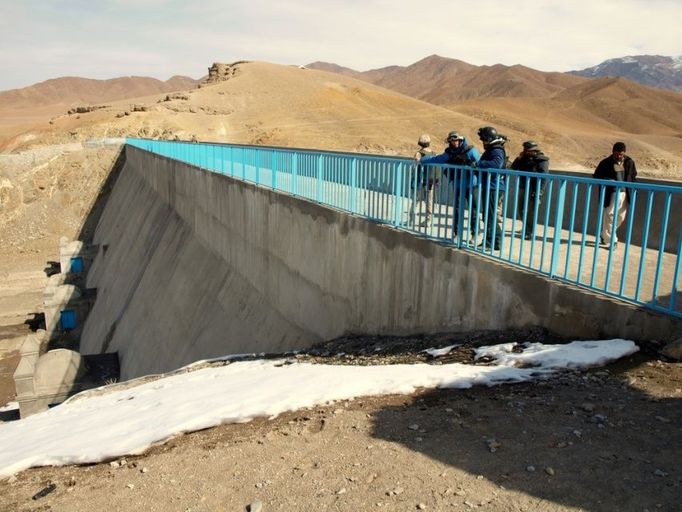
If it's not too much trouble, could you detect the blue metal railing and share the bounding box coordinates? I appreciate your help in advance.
[126,138,682,318]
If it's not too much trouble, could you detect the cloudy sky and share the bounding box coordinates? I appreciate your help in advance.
[2,0,681,91]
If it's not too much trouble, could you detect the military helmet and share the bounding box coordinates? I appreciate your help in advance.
[446,130,463,142]
[477,126,498,143]
[522,140,540,151]
[418,134,431,147]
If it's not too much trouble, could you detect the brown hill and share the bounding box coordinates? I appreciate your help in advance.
[446,76,682,174]
[0,75,199,109]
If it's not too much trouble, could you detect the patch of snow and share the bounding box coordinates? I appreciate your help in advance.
[423,344,460,357]
[0,339,638,478]
[475,339,638,369]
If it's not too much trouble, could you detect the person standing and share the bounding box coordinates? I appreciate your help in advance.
[510,140,550,240]
[476,126,508,251]
[416,131,480,238]
[410,134,436,226]
[593,142,637,248]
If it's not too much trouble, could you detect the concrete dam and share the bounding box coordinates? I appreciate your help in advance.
[69,144,680,381]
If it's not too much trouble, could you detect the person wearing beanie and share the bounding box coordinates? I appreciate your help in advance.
[593,142,637,248]
[511,140,550,240]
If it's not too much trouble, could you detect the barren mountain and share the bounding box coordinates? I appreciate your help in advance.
[310,55,586,103]
[0,75,199,141]
[571,55,682,92]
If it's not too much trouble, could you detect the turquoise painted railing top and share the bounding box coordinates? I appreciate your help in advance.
[126,138,682,318]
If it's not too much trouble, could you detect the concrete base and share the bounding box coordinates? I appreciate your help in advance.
[15,348,84,418]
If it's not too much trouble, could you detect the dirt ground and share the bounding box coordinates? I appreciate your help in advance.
[0,332,680,512]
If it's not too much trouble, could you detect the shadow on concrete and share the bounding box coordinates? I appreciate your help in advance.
[369,355,681,511]
[76,146,127,244]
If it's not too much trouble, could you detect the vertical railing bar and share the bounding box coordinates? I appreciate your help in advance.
[589,186,607,288]
[669,224,682,313]
[563,182,579,279]
[508,175,520,262]
[577,183,592,285]
[635,191,654,302]
[651,192,672,306]
[618,189,638,296]
[550,179,566,278]
[604,185,624,292]
[539,179,553,274]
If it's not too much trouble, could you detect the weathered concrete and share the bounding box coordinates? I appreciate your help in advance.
[58,237,98,275]
[80,147,682,380]
[15,348,85,417]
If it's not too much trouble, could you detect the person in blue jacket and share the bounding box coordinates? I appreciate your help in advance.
[476,126,508,251]
[415,131,480,239]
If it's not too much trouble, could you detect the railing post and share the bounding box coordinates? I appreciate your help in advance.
[292,153,299,196]
[271,149,277,189]
[230,145,235,176]
[255,150,261,185]
[317,154,323,202]
[350,158,357,214]
[394,162,404,227]
[549,179,566,278]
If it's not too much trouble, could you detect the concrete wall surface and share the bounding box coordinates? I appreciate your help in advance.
[80,147,682,380]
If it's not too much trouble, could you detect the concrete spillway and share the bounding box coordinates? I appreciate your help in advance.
[79,147,680,380]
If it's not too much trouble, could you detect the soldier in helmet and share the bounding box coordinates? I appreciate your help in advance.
[475,126,508,251]
[415,130,480,237]
[510,140,550,240]
[409,134,436,226]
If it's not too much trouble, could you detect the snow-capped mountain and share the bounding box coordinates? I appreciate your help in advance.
[570,55,682,92]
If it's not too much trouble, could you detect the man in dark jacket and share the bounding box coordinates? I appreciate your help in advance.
[593,142,637,247]
[417,131,480,239]
[511,140,550,240]
[476,126,507,251]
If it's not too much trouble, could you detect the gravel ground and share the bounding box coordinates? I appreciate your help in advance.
[1,330,681,512]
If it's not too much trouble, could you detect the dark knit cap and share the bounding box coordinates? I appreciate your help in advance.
[613,142,626,152]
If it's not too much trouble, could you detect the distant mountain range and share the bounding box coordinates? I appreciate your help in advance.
[570,55,682,92]
[310,54,682,95]
[308,55,587,103]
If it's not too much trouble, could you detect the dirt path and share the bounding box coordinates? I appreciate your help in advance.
[1,336,680,512]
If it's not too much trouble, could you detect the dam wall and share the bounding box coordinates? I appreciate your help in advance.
[79,146,681,380]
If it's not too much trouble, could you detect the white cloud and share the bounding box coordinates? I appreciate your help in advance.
[1,0,681,90]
